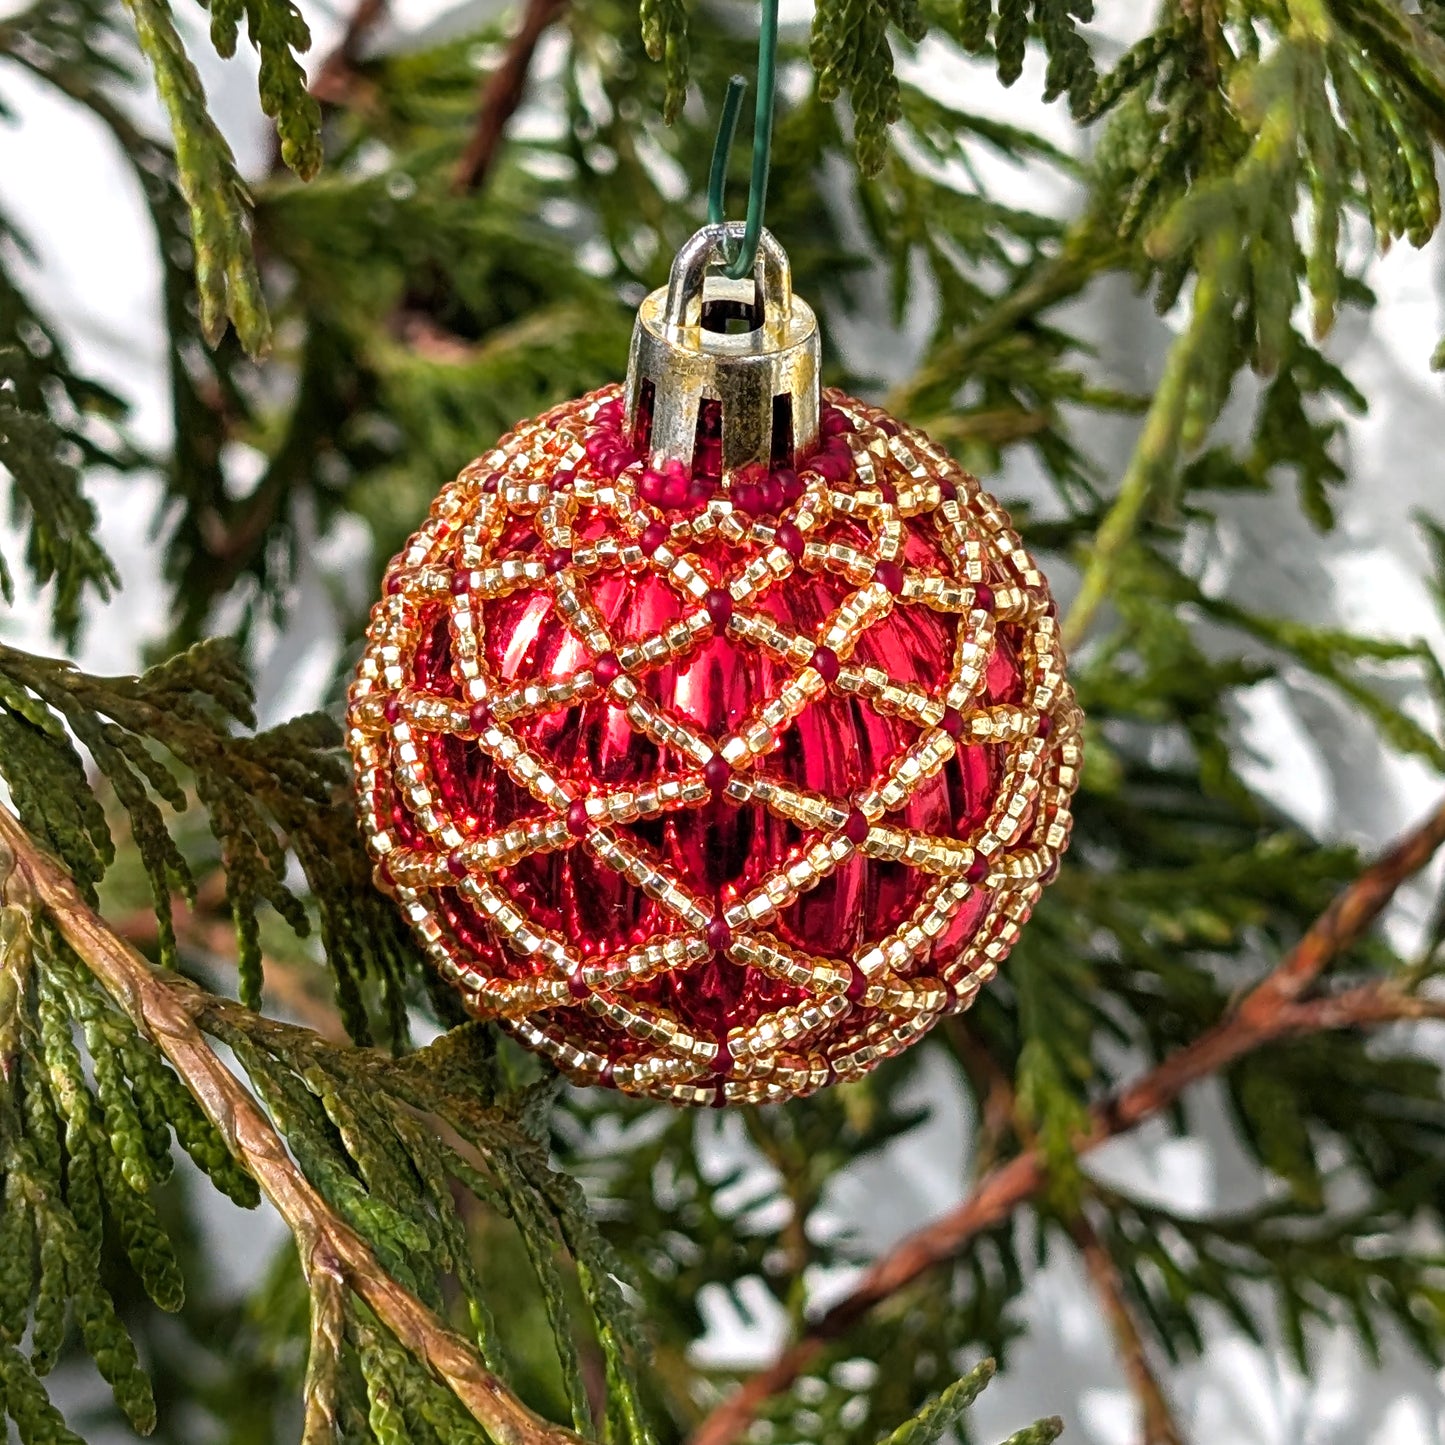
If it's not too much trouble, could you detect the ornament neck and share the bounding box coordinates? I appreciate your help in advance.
[624,223,820,485]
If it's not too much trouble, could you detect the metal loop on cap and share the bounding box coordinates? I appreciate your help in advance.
[625,223,820,481]
[661,222,793,338]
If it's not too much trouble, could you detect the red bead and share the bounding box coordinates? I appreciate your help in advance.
[1039,857,1061,885]
[938,478,957,502]
[732,482,763,515]
[640,521,669,556]
[966,854,990,884]
[584,433,613,462]
[567,800,591,837]
[660,476,689,509]
[809,450,850,483]
[940,707,964,739]
[845,964,869,1003]
[811,645,840,684]
[706,588,734,628]
[821,408,853,437]
[593,653,622,686]
[1037,713,1053,739]
[383,698,401,725]
[567,966,590,1000]
[973,582,994,612]
[776,523,805,561]
[704,756,731,795]
[687,477,714,507]
[875,560,905,596]
[639,469,667,506]
[705,917,732,953]
[385,571,403,595]
[842,809,870,845]
[447,850,469,880]
[545,547,572,575]
[775,467,803,504]
[758,476,783,513]
[451,569,472,594]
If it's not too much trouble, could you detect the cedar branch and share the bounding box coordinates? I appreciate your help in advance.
[309,0,388,105]
[0,806,586,1445]
[948,1021,1185,1444]
[113,877,348,1043]
[1069,1211,1184,1445]
[689,793,1445,1445]
[454,0,568,194]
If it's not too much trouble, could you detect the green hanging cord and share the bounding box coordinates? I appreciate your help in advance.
[705,0,780,279]
[708,77,748,227]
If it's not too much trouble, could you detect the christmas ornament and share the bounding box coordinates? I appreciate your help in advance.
[347,223,1081,1105]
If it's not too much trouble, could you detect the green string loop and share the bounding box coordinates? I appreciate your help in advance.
[705,0,779,280]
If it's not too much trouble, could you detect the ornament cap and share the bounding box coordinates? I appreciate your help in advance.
[625,222,820,484]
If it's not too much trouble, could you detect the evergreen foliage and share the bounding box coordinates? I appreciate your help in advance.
[1,1,1445,1442]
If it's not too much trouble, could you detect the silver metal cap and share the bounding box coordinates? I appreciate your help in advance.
[624,223,820,483]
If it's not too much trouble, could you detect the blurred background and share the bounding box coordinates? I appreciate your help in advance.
[4,1,1445,1440]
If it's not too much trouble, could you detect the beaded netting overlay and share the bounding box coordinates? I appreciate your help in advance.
[347,384,1082,1105]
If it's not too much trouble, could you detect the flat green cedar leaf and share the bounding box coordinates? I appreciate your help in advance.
[0,355,118,644]
[0,1343,85,1445]
[0,1171,35,1345]
[245,0,323,178]
[639,0,689,122]
[118,0,271,352]
[880,1359,996,1445]
[999,1420,1065,1445]
[93,1129,186,1313]
[73,1276,156,1434]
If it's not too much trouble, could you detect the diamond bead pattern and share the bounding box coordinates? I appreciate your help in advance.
[348,386,1082,1105]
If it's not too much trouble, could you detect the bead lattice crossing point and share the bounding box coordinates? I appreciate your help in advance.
[347,385,1081,1105]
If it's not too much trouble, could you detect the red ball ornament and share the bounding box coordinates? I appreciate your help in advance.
[347,225,1081,1105]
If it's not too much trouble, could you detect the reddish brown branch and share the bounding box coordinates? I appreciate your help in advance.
[453,0,569,194]
[309,0,389,105]
[689,794,1445,1445]
[0,809,585,1445]
[1069,1211,1184,1445]
[115,884,348,1044]
[949,1021,1184,1443]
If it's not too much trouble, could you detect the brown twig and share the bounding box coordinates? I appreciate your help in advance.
[1069,1211,1184,1445]
[113,879,348,1044]
[0,807,586,1445]
[310,0,388,105]
[944,1018,1018,1177]
[741,1109,814,1329]
[947,1021,1186,1444]
[689,794,1445,1445]
[453,0,569,195]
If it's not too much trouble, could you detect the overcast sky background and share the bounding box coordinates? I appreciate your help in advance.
[4,2,1445,1440]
